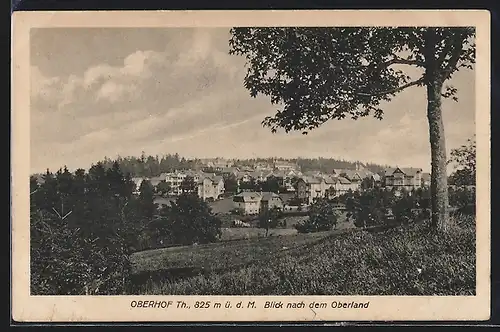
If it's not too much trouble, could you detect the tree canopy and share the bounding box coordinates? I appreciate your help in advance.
[229,27,474,133]
[229,27,475,231]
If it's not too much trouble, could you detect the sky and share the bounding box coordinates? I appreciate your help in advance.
[30,28,475,174]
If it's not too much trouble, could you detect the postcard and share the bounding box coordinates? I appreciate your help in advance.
[11,9,491,322]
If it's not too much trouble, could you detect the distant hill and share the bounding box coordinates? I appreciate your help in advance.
[31,154,393,178]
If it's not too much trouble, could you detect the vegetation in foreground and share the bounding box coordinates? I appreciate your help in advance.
[137,214,475,296]
[29,138,476,295]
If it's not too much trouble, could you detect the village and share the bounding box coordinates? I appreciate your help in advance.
[130,158,431,227]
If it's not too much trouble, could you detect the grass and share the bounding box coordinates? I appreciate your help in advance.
[129,214,476,296]
[130,229,340,275]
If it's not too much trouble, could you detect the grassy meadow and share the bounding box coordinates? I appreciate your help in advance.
[129,214,475,296]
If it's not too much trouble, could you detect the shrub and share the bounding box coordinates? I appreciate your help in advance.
[139,215,475,296]
[30,162,146,295]
[449,186,476,215]
[295,197,337,233]
[30,210,131,295]
[159,193,222,245]
[258,206,283,235]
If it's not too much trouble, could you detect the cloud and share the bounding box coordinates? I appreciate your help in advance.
[29,28,476,174]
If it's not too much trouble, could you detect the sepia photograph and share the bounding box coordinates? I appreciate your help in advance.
[12,10,490,322]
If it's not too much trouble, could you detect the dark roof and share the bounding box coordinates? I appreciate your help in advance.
[338,177,352,184]
[385,167,422,176]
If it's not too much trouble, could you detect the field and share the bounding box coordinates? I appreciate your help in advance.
[130,229,341,275]
[129,214,475,296]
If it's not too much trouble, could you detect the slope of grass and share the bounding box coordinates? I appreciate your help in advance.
[130,229,344,275]
[133,215,475,296]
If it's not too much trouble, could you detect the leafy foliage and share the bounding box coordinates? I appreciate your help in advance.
[258,206,283,235]
[295,197,338,233]
[341,188,430,228]
[180,176,197,194]
[156,180,171,196]
[448,137,476,186]
[30,162,137,295]
[229,27,475,134]
[449,186,476,215]
[223,173,239,194]
[229,27,475,231]
[30,160,223,295]
[159,193,222,246]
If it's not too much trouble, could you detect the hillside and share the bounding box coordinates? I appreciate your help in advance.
[129,215,475,296]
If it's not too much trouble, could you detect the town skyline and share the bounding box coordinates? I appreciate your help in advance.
[30,28,475,175]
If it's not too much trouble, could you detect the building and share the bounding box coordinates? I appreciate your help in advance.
[146,170,225,199]
[274,160,300,172]
[197,174,225,201]
[254,161,274,171]
[297,175,360,204]
[384,167,423,190]
[232,192,263,215]
[232,191,284,215]
[328,176,359,196]
[205,158,233,171]
[159,171,188,195]
[149,176,164,188]
[332,163,380,185]
[260,192,284,212]
[220,167,240,177]
[237,171,254,184]
[296,176,325,204]
[131,177,147,194]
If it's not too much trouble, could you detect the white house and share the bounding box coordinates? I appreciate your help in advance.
[232,191,284,215]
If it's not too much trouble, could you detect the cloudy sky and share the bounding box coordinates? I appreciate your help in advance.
[30,28,475,174]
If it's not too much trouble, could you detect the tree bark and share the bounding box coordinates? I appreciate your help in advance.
[424,28,450,232]
[426,81,449,231]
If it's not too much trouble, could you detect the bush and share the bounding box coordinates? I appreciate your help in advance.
[158,193,222,246]
[30,210,131,295]
[449,186,476,215]
[30,162,147,295]
[295,197,337,233]
[138,216,475,296]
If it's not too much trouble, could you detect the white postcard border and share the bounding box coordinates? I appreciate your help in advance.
[11,9,491,322]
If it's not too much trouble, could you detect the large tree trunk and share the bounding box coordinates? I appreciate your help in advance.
[426,80,449,231]
[424,28,450,232]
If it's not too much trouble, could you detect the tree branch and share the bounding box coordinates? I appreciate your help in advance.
[331,55,423,72]
[378,56,424,68]
[356,77,425,97]
[441,32,466,82]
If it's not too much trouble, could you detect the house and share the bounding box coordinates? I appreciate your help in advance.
[131,177,147,194]
[251,170,271,183]
[237,171,254,184]
[232,192,262,215]
[384,167,423,190]
[254,161,274,171]
[220,167,240,177]
[334,176,359,195]
[260,192,284,212]
[160,171,187,195]
[149,176,164,188]
[274,160,300,172]
[206,158,233,171]
[297,173,361,204]
[156,170,223,197]
[296,176,325,204]
[232,191,284,215]
[197,174,225,201]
